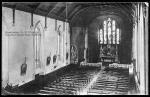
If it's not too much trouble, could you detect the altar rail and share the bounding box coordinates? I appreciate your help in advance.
[80,62,102,67]
[109,63,134,75]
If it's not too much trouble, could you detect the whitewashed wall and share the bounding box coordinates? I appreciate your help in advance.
[2,7,70,88]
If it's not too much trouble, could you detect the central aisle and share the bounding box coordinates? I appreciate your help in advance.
[33,65,129,95]
[8,64,130,95]
[87,67,129,95]
[36,66,100,95]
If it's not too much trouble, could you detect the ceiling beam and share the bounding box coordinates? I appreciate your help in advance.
[68,5,82,19]
[2,2,67,22]
[111,4,133,23]
[70,5,133,25]
[2,3,17,9]
[12,3,17,9]
[125,4,135,15]
[46,3,61,17]
[32,3,41,13]
[70,5,101,22]
[58,3,73,19]
[116,3,132,18]
[14,3,34,13]
[58,4,68,17]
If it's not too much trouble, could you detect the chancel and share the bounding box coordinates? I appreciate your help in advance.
[2,2,149,95]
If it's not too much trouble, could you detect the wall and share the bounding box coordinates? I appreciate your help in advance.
[132,3,148,94]
[71,10,133,64]
[2,7,70,88]
[88,22,99,63]
[70,27,86,63]
[87,15,132,63]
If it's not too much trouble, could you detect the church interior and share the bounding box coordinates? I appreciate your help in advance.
[2,2,149,95]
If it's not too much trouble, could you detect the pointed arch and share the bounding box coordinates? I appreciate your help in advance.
[98,18,121,45]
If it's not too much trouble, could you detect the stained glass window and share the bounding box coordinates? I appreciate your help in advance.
[100,29,103,44]
[98,18,120,45]
[108,20,111,44]
[104,21,107,44]
[116,28,120,44]
[112,20,116,44]
[98,29,99,43]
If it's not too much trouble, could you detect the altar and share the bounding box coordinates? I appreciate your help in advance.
[97,18,120,63]
[99,44,119,63]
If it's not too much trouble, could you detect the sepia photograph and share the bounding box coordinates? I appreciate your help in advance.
[1,2,149,95]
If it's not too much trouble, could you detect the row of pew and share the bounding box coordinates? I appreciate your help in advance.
[35,66,100,95]
[34,65,130,95]
[4,63,134,95]
[87,68,129,95]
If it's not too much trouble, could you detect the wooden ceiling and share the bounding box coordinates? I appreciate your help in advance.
[2,2,137,23]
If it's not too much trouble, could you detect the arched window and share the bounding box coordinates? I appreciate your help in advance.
[98,18,121,44]
[98,18,121,63]
[112,20,116,44]
[99,29,103,44]
[103,21,107,44]
[116,28,120,44]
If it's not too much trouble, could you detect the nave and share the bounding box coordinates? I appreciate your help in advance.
[3,64,135,95]
[2,2,148,95]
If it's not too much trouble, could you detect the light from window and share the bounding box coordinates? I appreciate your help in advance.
[116,28,120,44]
[112,20,116,44]
[108,21,111,44]
[100,29,103,44]
[99,18,120,45]
[104,21,107,44]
